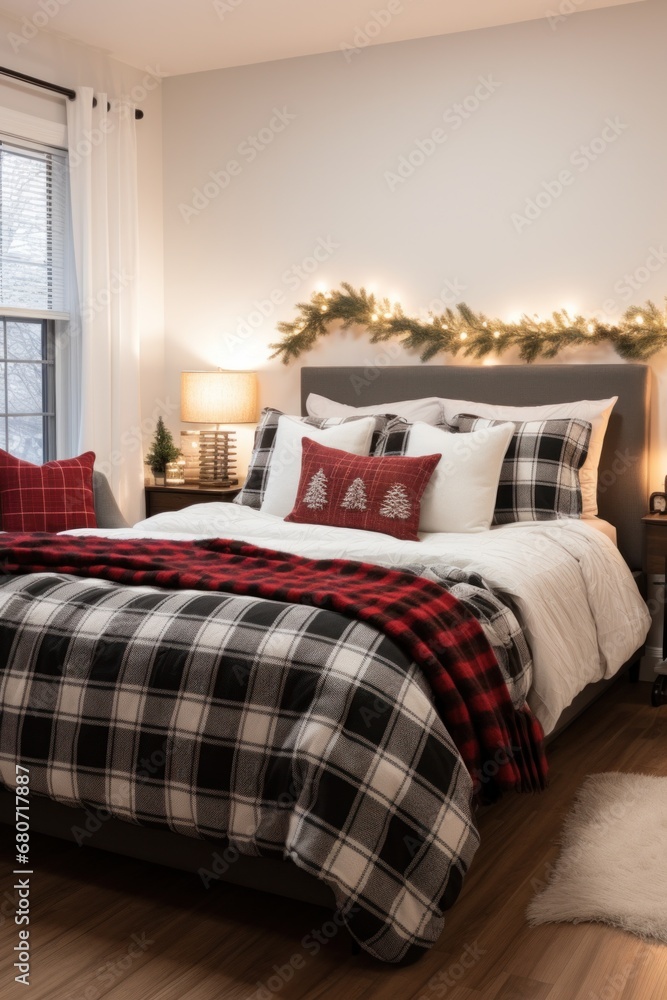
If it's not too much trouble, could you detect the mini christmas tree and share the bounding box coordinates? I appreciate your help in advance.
[303,468,328,509]
[145,417,181,475]
[379,483,411,520]
[341,477,368,511]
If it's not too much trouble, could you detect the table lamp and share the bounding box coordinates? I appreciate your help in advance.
[181,370,258,486]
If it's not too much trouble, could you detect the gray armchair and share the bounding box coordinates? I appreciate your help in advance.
[92,471,130,529]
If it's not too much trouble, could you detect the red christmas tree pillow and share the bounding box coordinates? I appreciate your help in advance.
[0,450,97,532]
[285,438,440,541]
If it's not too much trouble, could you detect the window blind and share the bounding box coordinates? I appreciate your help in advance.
[0,138,68,320]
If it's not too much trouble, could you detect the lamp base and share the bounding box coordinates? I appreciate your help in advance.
[198,429,238,486]
[199,477,238,488]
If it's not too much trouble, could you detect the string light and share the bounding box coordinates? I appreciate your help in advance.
[460,331,468,341]
[320,305,328,313]
[635,315,644,325]
[586,322,595,334]
[482,321,488,328]
[371,313,378,321]
[493,331,500,339]
[384,311,392,319]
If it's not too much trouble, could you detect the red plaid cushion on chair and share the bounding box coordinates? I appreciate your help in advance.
[0,450,97,532]
[285,438,439,541]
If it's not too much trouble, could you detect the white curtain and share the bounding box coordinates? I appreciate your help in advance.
[65,87,142,522]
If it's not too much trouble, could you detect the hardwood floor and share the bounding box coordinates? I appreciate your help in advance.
[2,680,666,1000]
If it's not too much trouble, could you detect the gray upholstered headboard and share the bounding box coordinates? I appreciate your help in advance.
[300,364,650,570]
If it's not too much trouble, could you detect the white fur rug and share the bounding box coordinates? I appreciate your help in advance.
[527,772,667,942]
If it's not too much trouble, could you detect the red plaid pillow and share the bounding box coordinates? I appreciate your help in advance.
[0,450,97,532]
[285,438,440,541]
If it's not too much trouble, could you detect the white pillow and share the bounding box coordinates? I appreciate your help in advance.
[405,421,514,533]
[439,396,617,518]
[261,415,376,517]
[306,392,442,425]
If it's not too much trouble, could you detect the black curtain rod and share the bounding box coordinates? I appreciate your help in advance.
[0,66,144,120]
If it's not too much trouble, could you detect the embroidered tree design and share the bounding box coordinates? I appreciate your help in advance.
[303,468,328,509]
[341,477,368,511]
[379,483,412,520]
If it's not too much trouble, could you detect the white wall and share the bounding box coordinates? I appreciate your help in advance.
[0,11,165,484]
[162,0,667,482]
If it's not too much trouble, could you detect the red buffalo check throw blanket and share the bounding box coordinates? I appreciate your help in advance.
[0,532,547,795]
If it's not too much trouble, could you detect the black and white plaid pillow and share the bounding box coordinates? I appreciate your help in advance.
[374,417,452,457]
[450,414,591,523]
[235,408,403,509]
[373,416,411,456]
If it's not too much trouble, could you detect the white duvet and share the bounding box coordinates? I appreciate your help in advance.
[67,505,651,735]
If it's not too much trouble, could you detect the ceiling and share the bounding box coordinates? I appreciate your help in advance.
[0,0,646,76]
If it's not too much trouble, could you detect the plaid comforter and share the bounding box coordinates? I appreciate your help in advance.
[0,533,542,962]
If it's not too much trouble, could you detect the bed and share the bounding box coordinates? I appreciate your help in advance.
[300,364,651,735]
[0,362,652,962]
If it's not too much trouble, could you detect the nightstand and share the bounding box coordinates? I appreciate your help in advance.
[642,514,667,706]
[145,484,241,518]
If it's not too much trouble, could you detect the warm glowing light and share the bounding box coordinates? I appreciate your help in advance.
[460,331,468,341]
[384,311,392,319]
[320,305,328,313]
[427,317,434,325]
[586,322,595,334]
[482,321,488,328]
[371,313,378,321]
[181,371,258,424]
[493,331,500,339]
[635,315,644,325]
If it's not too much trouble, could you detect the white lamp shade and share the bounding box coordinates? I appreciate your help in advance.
[181,370,258,424]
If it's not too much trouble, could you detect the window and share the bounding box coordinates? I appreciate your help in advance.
[0,138,68,462]
[0,317,55,463]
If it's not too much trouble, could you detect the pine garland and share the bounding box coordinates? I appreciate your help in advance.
[269,283,667,364]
